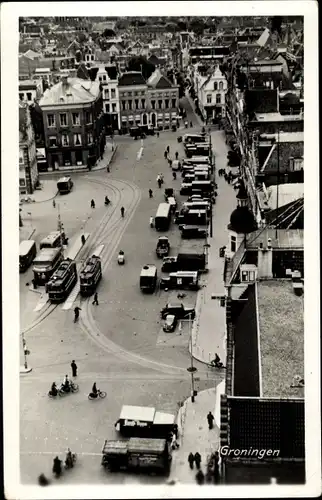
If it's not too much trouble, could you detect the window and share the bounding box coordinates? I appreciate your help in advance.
[61,134,69,146]
[135,99,139,109]
[172,98,176,108]
[87,132,93,144]
[112,103,116,113]
[99,76,102,82]
[105,103,110,113]
[75,150,83,165]
[110,88,115,98]
[104,89,109,99]
[49,136,57,147]
[219,81,224,90]
[102,75,106,81]
[72,113,80,126]
[158,99,163,109]
[151,100,156,109]
[74,133,82,146]
[231,235,237,253]
[26,92,32,101]
[293,158,304,171]
[63,151,71,166]
[165,99,169,109]
[47,114,56,127]
[141,98,145,108]
[19,152,24,164]
[19,93,24,100]
[128,100,132,110]
[214,82,218,91]
[85,111,92,123]
[207,94,212,104]
[216,93,221,104]
[60,113,67,126]
[122,101,126,111]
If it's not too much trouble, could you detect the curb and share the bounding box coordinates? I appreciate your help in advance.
[92,144,118,172]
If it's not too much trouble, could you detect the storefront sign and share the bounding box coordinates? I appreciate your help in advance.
[124,419,148,427]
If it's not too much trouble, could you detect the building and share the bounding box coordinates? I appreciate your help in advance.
[39,76,105,170]
[118,71,148,133]
[19,79,43,105]
[96,65,120,131]
[193,64,228,122]
[19,102,38,194]
[220,187,304,484]
[146,69,179,130]
[189,45,231,65]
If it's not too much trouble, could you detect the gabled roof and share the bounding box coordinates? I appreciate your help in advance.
[265,197,304,230]
[39,77,100,107]
[118,71,146,87]
[147,69,173,89]
[24,49,41,60]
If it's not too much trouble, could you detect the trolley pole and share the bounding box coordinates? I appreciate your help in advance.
[57,204,64,255]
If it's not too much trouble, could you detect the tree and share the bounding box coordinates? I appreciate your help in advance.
[127,56,155,81]
[102,28,116,38]
[271,16,283,36]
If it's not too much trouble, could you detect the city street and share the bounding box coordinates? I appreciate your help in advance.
[20,96,229,484]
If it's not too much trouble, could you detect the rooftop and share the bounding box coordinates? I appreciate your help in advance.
[118,71,147,87]
[257,280,304,398]
[253,112,303,122]
[39,77,100,107]
[246,228,303,250]
[260,131,304,143]
[19,79,39,89]
[147,68,173,89]
[265,183,304,210]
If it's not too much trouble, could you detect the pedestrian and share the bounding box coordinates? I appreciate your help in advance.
[120,206,125,218]
[90,199,95,208]
[164,150,168,159]
[52,199,56,208]
[172,171,177,180]
[173,424,179,440]
[74,306,81,322]
[106,165,110,173]
[157,177,162,189]
[195,469,205,485]
[168,159,173,168]
[207,411,214,430]
[149,188,153,198]
[92,292,99,305]
[71,360,78,377]
[157,131,160,138]
[194,452,201,469]
[190,121,193,128]
[175,151,179,160]
[166,145,170,154]
[188,452,195,469]
[150,216,154,228]
[170,432,179,450]
[81,234,86,246]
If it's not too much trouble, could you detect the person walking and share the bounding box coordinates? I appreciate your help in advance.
[74,306,81,322]
[164,150,168,160]
[172,171,177,180]
[120,206,125,218]
[90,199,95,208]
[157,177,162,189]
[71,360,78,377]
[92,292,99,306]
[166,145,170,154]
[168,158,173,168]
[188,452,195,469]
[52,199,56,208]
[173,424,179,440]
[175,151,179,160]
[149,188,153,198]
[81,234,86,246]
[194,452,201,469]
[207,411,215,430]
[195,469,205,485]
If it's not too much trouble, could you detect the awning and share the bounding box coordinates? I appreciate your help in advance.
[135,115,140,120]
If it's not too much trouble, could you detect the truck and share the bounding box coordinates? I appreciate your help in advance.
[162,252,206,273]
[176,209,208,226]
[156,236,170,258]
[160,271,200,291]
[160,302,196,320]
[101,437,172,474]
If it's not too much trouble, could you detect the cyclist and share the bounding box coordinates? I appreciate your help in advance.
[92,382,98,398]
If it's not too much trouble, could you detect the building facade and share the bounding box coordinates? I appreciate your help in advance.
[19,102,38,194]
[146,69,179,130]
[195,65,228,122]
[118,72,148,132]
[19,79,43,105]
[39,76,105,170]
[96,65,120,131]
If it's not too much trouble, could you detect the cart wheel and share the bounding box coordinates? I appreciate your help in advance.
[99,391,107,399]
[71,384,79,392]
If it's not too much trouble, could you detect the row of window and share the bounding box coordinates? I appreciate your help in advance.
[48,132,93,148]
[105,103,117,113]
[118,91,177,98]
[19,92,34,101]
[121,98,177,111]
[47,111,92,128]
[103,88,116,99]
[213,81,225,91]
[206,93,224,104]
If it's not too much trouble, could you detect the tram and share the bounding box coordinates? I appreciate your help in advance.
[79,255,102,296]
[46,258,77,302]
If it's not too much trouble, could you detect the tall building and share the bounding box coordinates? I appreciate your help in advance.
[39,76,105,170]
[146,69,179,130]
[19,102,38,194]
[118,72,148,133]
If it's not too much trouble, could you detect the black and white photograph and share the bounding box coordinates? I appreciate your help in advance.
[1,1,320,498]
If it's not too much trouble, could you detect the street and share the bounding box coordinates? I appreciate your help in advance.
[20,97,227,484]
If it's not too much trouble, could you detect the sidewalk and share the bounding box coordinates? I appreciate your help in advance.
[169,382,225,484]
[20,179,58,204]
[189,131,238,365]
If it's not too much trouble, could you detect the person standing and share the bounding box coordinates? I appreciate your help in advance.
[90,199,95,208]
[194,452,201,469]
[149,188,153,198]
[52,199,56,208]
[188,452,195,469]
[207,411,214,430]
[81,234,86,246]
[166,145,170,154]
[74,306,81,322]
[92,292,99,305]
[120,206,125,218]
[195,469,205,485]
[71,360,78,377]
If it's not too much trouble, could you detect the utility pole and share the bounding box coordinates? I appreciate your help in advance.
[275,127,280,239]
[186,312,197,402]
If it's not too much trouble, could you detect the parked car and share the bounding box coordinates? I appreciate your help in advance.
[160,302,195,320]
[163,314,178,332]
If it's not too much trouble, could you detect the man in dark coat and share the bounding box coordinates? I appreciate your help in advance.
[194,452,201,469]
[188,452,194,469]
[207,411,215,429]
[71,360,77,377]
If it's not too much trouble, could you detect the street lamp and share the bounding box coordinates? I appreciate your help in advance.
[186,312,197,403]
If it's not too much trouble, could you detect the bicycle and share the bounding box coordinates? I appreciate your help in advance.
[88,389,106,400]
